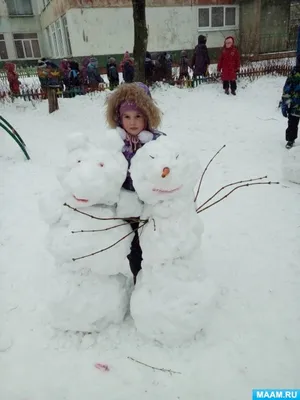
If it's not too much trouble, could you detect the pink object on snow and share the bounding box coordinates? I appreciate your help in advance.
[95,363,110,372]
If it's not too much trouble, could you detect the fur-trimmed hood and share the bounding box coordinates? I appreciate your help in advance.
[105,83,162,130]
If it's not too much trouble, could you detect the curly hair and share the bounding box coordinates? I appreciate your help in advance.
[105,83,162,130]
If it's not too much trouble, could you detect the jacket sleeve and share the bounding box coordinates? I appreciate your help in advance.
[217,52,223,72]
[282,74,294,106]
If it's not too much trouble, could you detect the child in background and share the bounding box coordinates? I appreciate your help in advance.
[145,51,154,85]
[179,50,190,80]
[81,56,91,88]
[107,57,119,90]
[4,62,21,95]
[87,57,104,90]
[105,82,164,283]
[120,51,135,83]
[191,35,210,78]
[59,59,70,89]
[281,55,300,149]
[217,36,240,95]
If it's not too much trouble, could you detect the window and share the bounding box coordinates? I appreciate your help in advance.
[50,24,59,57]
[62,15,72,56]
[7,0,33,16]
[55,20,65,56]
[13,33,41,59]
[47,17,72,57]
[46,27,53,56]
[198,6,238,30]
[0,34,8,60]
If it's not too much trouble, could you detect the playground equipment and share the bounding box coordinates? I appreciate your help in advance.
[0,115,30,160]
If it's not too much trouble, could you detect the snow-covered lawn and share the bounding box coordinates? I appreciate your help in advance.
[0,76,299,400]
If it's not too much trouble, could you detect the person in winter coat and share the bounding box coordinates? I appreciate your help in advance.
[37,59,48,95]
[145,51,154,85]
[121,52,135,83]
[68,60,81,88]
[217,36,240,95]
[106,57,119,90]
[59,59,70,88]
[191,35,210,78]
[105,82,164,283]
[281,56,300,149]
[81,56,91,87]
[4,62,21,95]
[87,57,104,90]
[179,50,190,80]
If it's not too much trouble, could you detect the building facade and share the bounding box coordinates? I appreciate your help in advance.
[0,0,293,66]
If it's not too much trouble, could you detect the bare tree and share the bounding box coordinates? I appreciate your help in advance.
[132,0,148,82]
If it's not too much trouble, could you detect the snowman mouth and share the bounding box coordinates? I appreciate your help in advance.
[73,194,89,203]
[152,185,182,194]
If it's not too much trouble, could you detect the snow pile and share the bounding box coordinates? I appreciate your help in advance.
[282,146,300,185]
[40,131,134,332]
[129,137,216,346]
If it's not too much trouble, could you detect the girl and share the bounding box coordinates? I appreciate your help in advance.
[4,62,21,96]
[217,36,240,95]
[105,82,164,283]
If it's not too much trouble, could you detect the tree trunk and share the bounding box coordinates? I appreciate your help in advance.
[48,87,59,114]
[132,0,148,83]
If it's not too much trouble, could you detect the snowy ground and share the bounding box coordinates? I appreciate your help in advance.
[1,76,300,399]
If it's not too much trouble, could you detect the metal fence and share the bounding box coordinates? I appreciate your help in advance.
[0,63,292,102]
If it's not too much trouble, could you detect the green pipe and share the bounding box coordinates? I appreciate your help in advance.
[0,122,30,160]
[0,115,26,146]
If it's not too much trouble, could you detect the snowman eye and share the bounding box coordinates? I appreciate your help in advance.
[149,155,155,159]
[176,154,179,159]
[98,162,104,167]
[77,160,81,163]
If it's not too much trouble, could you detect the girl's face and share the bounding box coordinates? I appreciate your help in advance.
[225,38,233,48]
[122,110,146,136]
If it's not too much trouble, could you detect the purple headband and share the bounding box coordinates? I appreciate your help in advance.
[119,101,144,117]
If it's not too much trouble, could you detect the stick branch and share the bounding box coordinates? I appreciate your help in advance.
[197,181,279,213]
[71,222,129,234]
[72,221,147,261]
[194,145,226,203]
[64,203,145,223]
[196,175,268,212]
[127,357,181,375]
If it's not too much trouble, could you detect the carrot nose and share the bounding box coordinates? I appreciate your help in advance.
[161,167,170,178]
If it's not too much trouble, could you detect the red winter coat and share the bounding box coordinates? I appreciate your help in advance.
[217,37,240,81]
[4,62,21,94]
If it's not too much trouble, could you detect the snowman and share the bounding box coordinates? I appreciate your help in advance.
[129,137,216,346]
[282,146,300,185]
[40,131,141,333]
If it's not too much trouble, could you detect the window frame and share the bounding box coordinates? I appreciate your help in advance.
[198,5,239,32]
[0,34,8,60]
[13,33,41,59]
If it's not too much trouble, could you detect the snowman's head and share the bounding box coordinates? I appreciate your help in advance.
[60,136,128,207]
[130,137,201,204]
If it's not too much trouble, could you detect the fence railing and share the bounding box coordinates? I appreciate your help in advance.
[0,64,292,102]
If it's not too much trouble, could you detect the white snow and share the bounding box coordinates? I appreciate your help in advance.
[282,145,300,185]
[1,76,300,400]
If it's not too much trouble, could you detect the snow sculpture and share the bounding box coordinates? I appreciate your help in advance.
[129,137,216,346]
[41,131,135,332]
[282,146,300,185]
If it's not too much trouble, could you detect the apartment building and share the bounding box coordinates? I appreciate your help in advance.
[0,0,293,66]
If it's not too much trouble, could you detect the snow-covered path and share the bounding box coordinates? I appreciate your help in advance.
[0,77,299,400]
